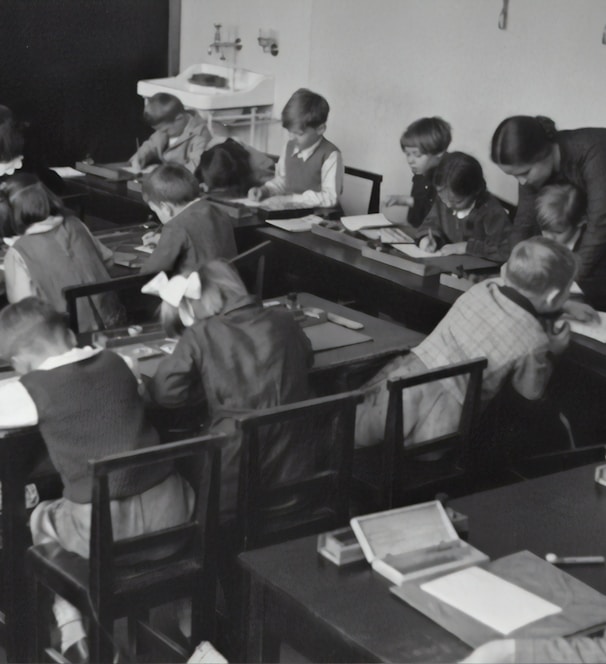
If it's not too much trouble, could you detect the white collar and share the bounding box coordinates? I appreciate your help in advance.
[38,346,100,371]
[292,138,322,162]
[0,155,23,177]
[453,202,475,219]
[23,215,63,235]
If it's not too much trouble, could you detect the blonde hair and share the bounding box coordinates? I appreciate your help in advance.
[536,184,585,233]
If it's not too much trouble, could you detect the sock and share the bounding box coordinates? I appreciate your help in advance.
[53,595,87,653]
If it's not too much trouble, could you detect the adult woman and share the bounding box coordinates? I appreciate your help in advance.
[491,116,606,284]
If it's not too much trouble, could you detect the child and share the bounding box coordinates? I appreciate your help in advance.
[0,297,195,660]
[143,260,313,520]
[416,151,512,262]
[385,116,451,227]
[195,137,274,195]
[536,184,606,310]
[140,163,237,276]
[355,237,576,449]
[131,93,211,174]
[3,173,124,332]
[247,88,343,210]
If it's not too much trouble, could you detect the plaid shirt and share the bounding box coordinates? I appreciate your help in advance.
[413,279,554,404]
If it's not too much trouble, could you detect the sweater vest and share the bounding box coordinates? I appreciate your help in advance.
[283,137,339,194]
[21,351,169,503]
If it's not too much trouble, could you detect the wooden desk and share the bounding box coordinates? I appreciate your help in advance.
[240,463,606,663]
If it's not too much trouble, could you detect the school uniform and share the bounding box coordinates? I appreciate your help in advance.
[512,128,606,280]
[264,136,344,209]
[4,215,124,331]
[417,191,512,262]
[134,111,212,173]
[407,170,437,228]
[355,279,561,448]
[148,294,313,519]
[141,198,237,276]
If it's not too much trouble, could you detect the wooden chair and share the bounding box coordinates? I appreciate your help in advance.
[233,390,363,552]
[26,434,223,663]
[228,240,272,298]
[353,358,487,511]
[342,165,383,214]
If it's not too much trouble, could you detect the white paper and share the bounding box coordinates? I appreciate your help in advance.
[392,243,440,259]
[420,566,561,635]
[569,311,606,343]
[264,215,323,232]
[341,213,393,232]
[51,166,86,178]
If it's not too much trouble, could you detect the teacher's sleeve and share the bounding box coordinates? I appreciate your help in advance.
[572,144,606,280]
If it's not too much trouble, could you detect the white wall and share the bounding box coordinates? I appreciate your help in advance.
[180,0,606,204]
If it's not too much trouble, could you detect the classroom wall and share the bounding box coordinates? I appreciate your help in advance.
[180,0,606,205]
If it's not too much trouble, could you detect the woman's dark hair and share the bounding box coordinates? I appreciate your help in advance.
[433,151,486,199]
[491,115,557,166]
[195,138,254,194]
[4,172,64,234]
[0,105,25,163]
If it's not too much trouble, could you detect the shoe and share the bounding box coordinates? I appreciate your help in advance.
[62,637,90,664]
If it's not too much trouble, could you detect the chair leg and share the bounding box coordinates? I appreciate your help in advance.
[89,607,114,664]
[128,608,149,660]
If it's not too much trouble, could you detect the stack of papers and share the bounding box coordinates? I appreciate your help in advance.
[340,213,393,232]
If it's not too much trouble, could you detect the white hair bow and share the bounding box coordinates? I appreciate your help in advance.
[141,271,202,326]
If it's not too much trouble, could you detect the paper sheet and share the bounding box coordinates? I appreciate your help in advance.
[340,213,393,232]
[570,311,606,343]
[50,166,86,178]
[264,215,323,232]
[421,566,561,635]
[392,243,439,259]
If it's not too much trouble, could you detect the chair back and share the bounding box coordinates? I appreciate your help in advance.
[380,357,487,508]
[342,166,383,215]
[88,434,223,643]
[234,390,363,551]
[228,240,272,298]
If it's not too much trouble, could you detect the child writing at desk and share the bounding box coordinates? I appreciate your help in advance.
[3,173,124,332]
[139,163,236,276]
[536,183,606,311]
[416,151,512,262]
[0,298,195,661]
[384,116,452,227]
[355,237,579,449]
[131,93,211,174]
[247,88,344,212]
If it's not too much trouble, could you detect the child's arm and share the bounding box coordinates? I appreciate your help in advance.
[184,125,213,174]
[131,130,167,169]
[0,378,39,428]
[140,225,182,276]
[249,145,288,200]
[4,248,37,303]
[416,202,445,252]
[385,194,414,207]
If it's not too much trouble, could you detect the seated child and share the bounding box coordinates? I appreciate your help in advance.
[248,88,344,210]
[143,260,313,520]
[3,173,124,332]
[536,183,606,310]
[131,93,211,174]
[385,116,451,227]
[416,151,512,262]
[0,297,194,660]
[355,237,576,449]
[195,137,275,195]
[140,163,237,276]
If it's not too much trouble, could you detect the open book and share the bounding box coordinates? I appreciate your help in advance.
[569,311,606,343]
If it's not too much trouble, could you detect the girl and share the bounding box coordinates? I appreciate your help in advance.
[143,260,313,520]
[491,115,606,282]
[3,173,124,332]
[417,152,512,262]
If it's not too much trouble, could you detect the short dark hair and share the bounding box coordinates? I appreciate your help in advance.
[141,163,200,206]
[4,173,64,234]
[0,105,25,163]
[505,236,577,297]
[536,184,586,233]
[433,152,486,199]
[400,116,452,154]
[491,115,557,166]
[195,138,254,194]
[143,93,186,128]
[0,297,70,361]
[281,88,329,131]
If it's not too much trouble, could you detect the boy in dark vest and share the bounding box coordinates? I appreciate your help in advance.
[248,88,343,212]
[0,298,194,661]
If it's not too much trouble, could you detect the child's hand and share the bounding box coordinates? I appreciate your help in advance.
[419,231,438,253]
[384,194,412,208]
[561,299,600,324]
[547,319,571,355]
[142,231,161,247]
[439,242,467,256]
[460,639,515,663]
[131,156,142,172]
[248,185,268,202]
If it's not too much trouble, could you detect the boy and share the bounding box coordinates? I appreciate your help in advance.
[248,88,343,210]
[131,93,211,174]
[355,237,576,448]
[536,183,606,310]
[0,298,194,660]
[385,116,451,227]
[140,163,237,276]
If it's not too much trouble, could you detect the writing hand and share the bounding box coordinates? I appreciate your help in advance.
[248,186,267,202]
[561,299,600,324]
[419,230,438,253]
[142,231,161,247]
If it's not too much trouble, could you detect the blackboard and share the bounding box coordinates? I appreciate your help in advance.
[0,0,170,165]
